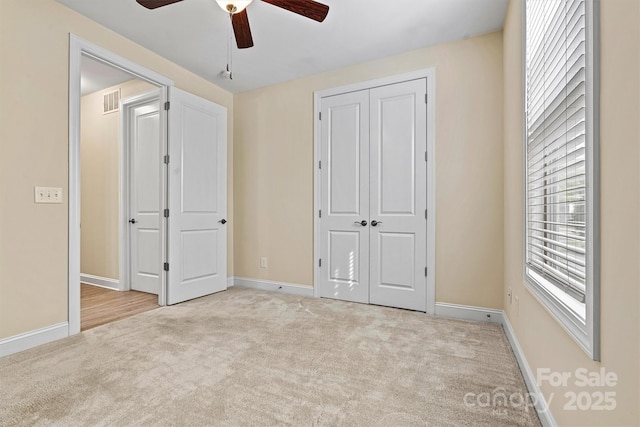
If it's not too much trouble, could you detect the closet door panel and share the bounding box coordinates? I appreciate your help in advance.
[369,79,427,311]
[318,90,370,303]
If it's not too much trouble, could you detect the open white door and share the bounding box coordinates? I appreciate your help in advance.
[167,88,227,305]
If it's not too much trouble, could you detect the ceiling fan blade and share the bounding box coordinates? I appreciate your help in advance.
[232,9,254,49]
[261,0,329,22]
[136,0,183,9]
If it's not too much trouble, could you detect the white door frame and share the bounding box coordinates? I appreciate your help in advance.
[312,68,436,314]
[68,34,173,335]
[120,90,162,293]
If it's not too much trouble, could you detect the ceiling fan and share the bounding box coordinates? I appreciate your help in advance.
[136,0,330,49]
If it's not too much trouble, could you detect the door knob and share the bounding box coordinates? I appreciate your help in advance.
[219,219,227,224]
[354,220,368,226]
[371,220,382,227]
[129,218,137,224]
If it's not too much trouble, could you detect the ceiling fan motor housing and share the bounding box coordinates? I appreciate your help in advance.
[216,0,254,14]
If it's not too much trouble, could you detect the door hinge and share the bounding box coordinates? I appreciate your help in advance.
[164,101,170,111]
[319,209,322,218]
[425,94,428,104]
[164,209,170,218]
[425,209,428,219]
[164,155,170,164]
[319,259,322,267]
[319,112,322,120]
[425,267,428,276]
[164,262,170,271]
[318,160,322,169]
[425,151,428,162]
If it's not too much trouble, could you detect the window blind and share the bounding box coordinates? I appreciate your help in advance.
[526,0,587,301]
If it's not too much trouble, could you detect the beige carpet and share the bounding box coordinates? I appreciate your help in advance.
[0,287,541,426]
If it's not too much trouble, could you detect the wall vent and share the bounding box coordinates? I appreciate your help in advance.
[103,89,121,114]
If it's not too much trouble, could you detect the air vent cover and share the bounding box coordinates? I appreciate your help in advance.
[103,89,121,114]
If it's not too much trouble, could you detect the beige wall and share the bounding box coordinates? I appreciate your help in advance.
[503,0,640,425]
[234,32,505,308]
[0,0,234,339]
[80,79,156,280]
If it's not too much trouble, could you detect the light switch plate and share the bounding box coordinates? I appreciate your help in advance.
[35,186,63,204]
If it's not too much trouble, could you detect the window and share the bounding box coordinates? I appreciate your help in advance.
[524,0,599,360]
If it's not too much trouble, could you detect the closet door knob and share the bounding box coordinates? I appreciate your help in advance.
[371,220,382,227]
[354,220,368,226]
[129,218,137,224]
[219,219,227,224]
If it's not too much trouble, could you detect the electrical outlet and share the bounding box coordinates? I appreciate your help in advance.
[260,257,268,268]
[35,186,63,204]
[508,287,512,304]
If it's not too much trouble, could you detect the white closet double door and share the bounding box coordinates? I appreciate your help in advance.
[318,79,427,311]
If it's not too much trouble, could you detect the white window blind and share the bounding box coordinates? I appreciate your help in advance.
[526,0,587,302]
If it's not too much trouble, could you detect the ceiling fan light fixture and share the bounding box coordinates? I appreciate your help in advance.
[216,0,253,14]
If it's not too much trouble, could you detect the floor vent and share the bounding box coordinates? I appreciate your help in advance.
[103,89,121,114]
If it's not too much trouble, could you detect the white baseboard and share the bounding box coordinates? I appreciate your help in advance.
[0,322,69,358]
[0,280,555,426]
[502,314,557,427]
[434,302,504,324]
[233,277,314,298]
[80,273,120,290]
[433,302,555,426]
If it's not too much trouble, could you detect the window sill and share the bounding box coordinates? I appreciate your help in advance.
[525,267,595,359]
[527,268,586,321]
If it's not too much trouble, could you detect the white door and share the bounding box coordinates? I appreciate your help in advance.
[167,88,227,305]
[369,80,427,311]
[318,90,370,303]
[318,79,427,311]
[129,98,161,295]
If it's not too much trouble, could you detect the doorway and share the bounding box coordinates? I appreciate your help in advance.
[313,70,436,314]
[121,92,162,296]
[78,58,162,330]
[70,35,229,335]
[69,35,173,335]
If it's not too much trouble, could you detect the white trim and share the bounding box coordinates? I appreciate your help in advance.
[234,277,314,298]
[69,34,173,335]
[0,323,69,358]
[231,281,556,425]
[425,71,436,315]
[4,277,554,426]
[503,315,557,427]
[313,89,320,299]
[314,69,437,97]
[80,274,120,290]
[521,0,600,361]
[434,303,504,324]
[433,303,556,426]
[313,68,436,315]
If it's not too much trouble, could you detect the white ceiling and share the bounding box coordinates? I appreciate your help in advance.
[59,0,508,93]
[81,55,137,95]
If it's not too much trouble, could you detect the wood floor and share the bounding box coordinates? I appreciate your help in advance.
[81,283,159,331]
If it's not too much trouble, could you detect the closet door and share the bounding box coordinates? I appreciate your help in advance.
[318,90,370,303]
[369,79,427,311]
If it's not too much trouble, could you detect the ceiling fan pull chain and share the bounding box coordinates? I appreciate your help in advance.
[229,24,233,80]
[226,23,233,80]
